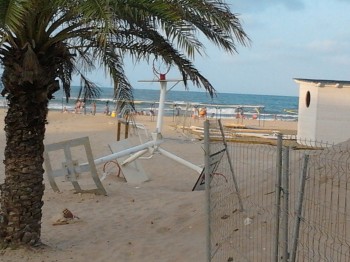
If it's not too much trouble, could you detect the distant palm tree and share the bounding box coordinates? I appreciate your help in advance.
[0,0,249,248]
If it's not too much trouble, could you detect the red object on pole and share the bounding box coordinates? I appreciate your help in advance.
[160,74,166,80]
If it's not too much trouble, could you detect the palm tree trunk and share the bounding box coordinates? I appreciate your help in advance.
[0,91,48,248]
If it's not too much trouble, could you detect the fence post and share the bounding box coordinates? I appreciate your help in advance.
[217,119,244,211]
[274,133,283,262]
[204,120,211,262]
[290,154,309,262]
[281,147,290,262]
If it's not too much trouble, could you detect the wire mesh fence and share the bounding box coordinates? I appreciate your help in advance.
[204,120,350,262]
[291,143,350,261]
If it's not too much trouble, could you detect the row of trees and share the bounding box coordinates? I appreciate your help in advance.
[0,0,249,248]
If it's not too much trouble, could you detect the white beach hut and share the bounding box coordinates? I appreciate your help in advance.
[294,78,350,145]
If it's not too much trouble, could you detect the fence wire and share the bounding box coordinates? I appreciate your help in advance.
[292,143,350,261]
[205,120,350,262]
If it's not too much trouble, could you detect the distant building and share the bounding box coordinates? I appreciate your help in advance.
[294,78,350,145]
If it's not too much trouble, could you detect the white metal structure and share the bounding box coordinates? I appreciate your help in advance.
[45,68,202,193]
[85,71,202,174]
[133,74,202,173]
[44,136,107,195]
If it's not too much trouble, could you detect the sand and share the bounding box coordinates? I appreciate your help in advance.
[0,109,297,262]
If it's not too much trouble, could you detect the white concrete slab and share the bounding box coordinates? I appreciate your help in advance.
[109,140,149,184]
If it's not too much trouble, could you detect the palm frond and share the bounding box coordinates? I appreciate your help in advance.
[78,73,101,102]
[97,46,135,111]
[1,0,249,106]
[0,0,28,31]
[162,0,250,54]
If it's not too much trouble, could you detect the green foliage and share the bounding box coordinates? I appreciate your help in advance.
[0,0,250,106]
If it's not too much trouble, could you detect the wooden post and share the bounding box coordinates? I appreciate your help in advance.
[125,121,129,139]
[117,121,121,141]
[117,119,130,141]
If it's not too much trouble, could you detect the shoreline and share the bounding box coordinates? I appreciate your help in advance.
[0,91,298,121]
[48,108,298,129]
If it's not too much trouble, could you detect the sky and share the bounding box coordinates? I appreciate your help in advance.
[89,0,348,97]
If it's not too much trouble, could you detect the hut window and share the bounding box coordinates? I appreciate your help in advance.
[306,91,311,108]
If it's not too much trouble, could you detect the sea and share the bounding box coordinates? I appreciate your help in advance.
[0,86,299,121]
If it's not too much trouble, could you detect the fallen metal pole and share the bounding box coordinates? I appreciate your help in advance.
[80,140,163,169]
[121,148,149,166]
[158,147,202,173]
[94,140,162,165]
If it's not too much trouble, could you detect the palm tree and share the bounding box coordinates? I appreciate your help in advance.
[0,0,249,248]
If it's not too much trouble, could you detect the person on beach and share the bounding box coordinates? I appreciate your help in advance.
[75,100,82,114]
[235,107,244,119]
[192,106,199,120]
[104,101,110,115]
[175,106,181,117]
[199,107,207,119]
[92,102,96,115]
[74,100,78,113]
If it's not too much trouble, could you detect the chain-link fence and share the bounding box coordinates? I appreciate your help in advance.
[204,120,350,262]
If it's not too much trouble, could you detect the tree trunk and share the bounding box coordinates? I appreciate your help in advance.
[0,91,48,248]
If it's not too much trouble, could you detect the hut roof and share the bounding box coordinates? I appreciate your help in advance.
[294,78,350,87]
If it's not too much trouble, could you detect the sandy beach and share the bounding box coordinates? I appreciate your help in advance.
[0,109,297,262]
